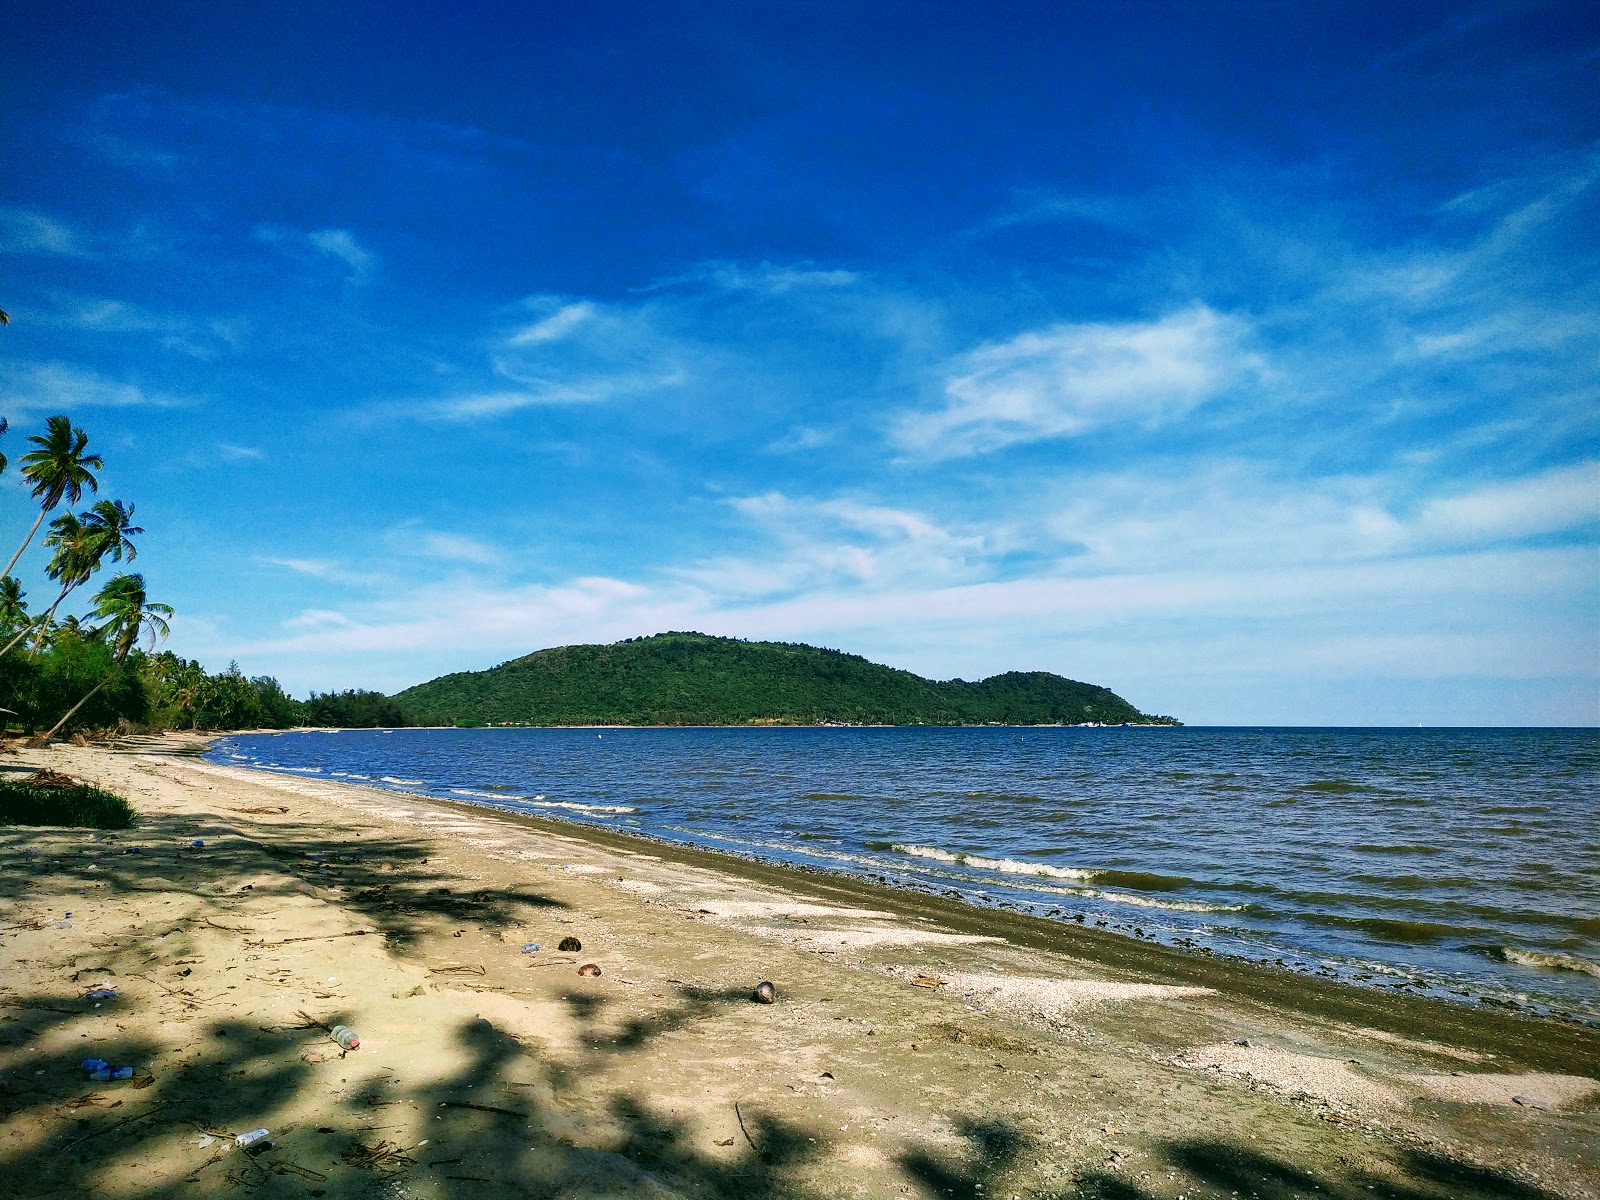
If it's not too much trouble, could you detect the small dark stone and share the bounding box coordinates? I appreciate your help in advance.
[558,936,582,952]
[751,981,776,1004]
[577,963,602,977]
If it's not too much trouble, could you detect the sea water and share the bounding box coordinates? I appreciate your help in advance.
[211,726,1600,1021]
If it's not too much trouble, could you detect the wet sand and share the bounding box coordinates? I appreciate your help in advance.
[1,735,1596,1199]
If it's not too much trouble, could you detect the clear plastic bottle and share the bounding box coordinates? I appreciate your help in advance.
[235,1128,270,1149]
[90,1066,134,1081]
[329,1024,359,1050]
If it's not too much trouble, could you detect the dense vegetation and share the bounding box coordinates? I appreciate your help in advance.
[394,632,1178,727]
[0,771,137,829]
[0,411,406,738]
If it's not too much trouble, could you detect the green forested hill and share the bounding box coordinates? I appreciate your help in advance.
[391,632,1178,727]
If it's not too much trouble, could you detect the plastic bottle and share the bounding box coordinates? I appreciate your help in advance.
[81,1058,109,1073]
[329,1024,359,1050]
[89,1066,134,1081]
[235,1128,270,1149]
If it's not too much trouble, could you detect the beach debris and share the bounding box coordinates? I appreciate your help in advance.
[521,942,541,953]
[83,987,118,1001]
[190,840,205,848]
[1233,1038,1253,1047]
[82,1058,110,1073]
[911,975,945,989]
[342,1138,417,1170]
[751,980,777,1004]
[89,1065,134,1081]
[26,769,79,789]
[577,963,603,977]
[1513,1095,1550,1110]
[194,1134,217,1149]
[716,1137,735,1146]
[330,1024,360,1051]
[235,1128,271,1150]
[558,936,582,952]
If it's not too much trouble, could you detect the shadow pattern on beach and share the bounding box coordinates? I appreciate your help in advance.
[0,808,1584,1199]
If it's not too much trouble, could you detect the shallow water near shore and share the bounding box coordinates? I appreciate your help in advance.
[211,725,1600,1020]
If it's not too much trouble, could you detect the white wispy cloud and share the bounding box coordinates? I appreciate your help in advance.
[0,205,90,257]
[256,557,374,587]
[0,361,194,411]
[307,228,377,284]
[893,306,1260,457]
[423,293,693,420]
[387,528,502,566]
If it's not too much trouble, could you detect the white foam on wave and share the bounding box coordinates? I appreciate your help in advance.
[523,799,636,816]
[893,843,1095,881]
[1503,947,1600,979]
[381,776,424,786]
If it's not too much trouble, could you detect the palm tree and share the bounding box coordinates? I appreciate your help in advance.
[35,573,171,743]
[82,500,142,564]
[0,416,9,473]
[0,576,26,634]
[1,416,102,582]
[2,513,94,657]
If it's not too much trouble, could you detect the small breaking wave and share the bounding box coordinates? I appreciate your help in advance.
[1501,947,1600,978]
[521,799,637,816]
[381,776,425,786]
[892,843,1095,881]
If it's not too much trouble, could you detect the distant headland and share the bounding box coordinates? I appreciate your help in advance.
[392,631,1180,728]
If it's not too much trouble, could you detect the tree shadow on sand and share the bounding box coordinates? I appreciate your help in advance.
[0,800,1584,1199]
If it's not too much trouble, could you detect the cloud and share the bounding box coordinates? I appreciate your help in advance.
[423,293,693,420]
[894,306,1258,457]
[307,228,377,284]
[256,557,374,587]
[636,260,861,296]
[0,361,194,411]
[0,207,89,257]
[1413,462,1600,545]
[390,529,502,566]
[505,301,596,345]
[254,225,378,285]
[214,443,264,462]
[48,295,248,359]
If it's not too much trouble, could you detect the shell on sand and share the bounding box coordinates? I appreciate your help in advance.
[577,963,602,977]
[752,980,776,1004]
[558,936,582,952]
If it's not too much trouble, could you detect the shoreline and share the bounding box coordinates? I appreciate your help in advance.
[221,754,1600,1072]
[4,740,1597,1198]
[207,729,1600,1030]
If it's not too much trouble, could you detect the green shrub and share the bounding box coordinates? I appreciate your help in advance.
[0,780,137,829]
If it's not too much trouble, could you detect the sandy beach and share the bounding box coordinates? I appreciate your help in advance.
[2,736,1596,1200]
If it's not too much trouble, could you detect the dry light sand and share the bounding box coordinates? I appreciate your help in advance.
[1,734,1596,1199]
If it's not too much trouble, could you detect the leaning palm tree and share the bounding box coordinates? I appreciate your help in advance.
[0,416,9,473]
[1,416,102,582]
[35,573,171,743]
[0,576,26,634]
[0,511,100,657]
[82,499,142,564]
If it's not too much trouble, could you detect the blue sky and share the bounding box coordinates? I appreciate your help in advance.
[2,1,1596,724]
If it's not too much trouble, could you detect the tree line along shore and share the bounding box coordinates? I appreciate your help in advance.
[0,423,1175,745]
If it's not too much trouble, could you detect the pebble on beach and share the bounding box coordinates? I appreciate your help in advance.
[752,980,776,1004]
[577,963,602,977]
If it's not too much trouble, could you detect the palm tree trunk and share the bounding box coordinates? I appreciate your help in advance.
[25,583,76,654]
[0,613,45,658]
[0,505,48,583]
[32,674,112,745]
